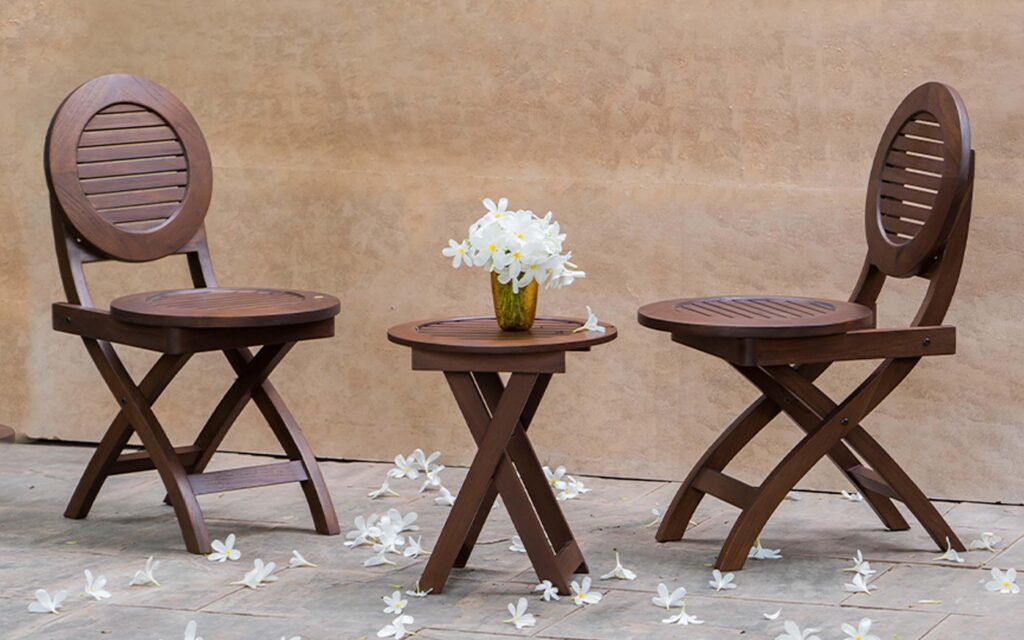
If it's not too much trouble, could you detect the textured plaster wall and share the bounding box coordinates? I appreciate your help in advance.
[1,1,1021,502]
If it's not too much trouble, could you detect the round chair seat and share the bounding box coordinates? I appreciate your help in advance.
[637,295,874,339]
[110,287,340,329]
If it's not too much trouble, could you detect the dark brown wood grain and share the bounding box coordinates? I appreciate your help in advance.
[388,316,616,354]
[639,83,974,571]
[46,74,341,553]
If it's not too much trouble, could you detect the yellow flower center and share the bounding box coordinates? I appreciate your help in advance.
[494,213,502,219]
[1004,581,1010,588]
[487,243,496,252]
[457,248,464,254]
[513,251,522,260]
[516,232,524,239]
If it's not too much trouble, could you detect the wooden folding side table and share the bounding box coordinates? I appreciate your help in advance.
[388,316,616,594]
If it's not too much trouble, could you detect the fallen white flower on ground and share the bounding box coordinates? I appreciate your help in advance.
[969,532,1002,552]
[377,614,414,639]
[413,449,442,474]
[535,580,560,601]
[83,569,111,601]
[406,581,432,598]
[502,597,537,629]
[775,620,821,640]
[403,536,430,559]
[709,569,737,591]
[27,589,66,614]
[368,480,400,500]
[509,536,527,553]
[840,490,864,502]
[183,620,203,640]
[844,573,876,595]
[364,550,398,567]
[646,507,663,528]
[543,465,567,490]
[129,557,160,587]
[843,550,876,577]
[381,509,419,533]
[662,601,703,625]
[841,617,880,640]
[419,466,445,493]
[372,529,406,556]
[434,487,456,507]
[652,583,686,610]
[785,491,802,501]
[383,590,408,615]
[289,550,316,569]
[571,306,605,334]
[208,533,240,562]
[387,454,419,480]
[570,576,602,606]
[345,515,381,548]
[748,539,782,560]
[600,551,637,581]
[764,609,782,620]
[231,559,277,589]
[985,568,1019,594]
[933,538,965,564]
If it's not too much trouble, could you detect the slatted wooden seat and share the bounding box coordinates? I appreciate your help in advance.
[637,82,975,570]
[45,74,341,553]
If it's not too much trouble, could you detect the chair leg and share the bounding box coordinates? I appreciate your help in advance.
[225,348,340,536]
[66,354,191,519]
[83,340,210,553]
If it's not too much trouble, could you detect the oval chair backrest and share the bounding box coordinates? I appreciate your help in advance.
[864,82,971,278]
[45,74,212,263]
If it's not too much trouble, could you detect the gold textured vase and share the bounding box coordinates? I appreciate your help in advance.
[491,272,538,331]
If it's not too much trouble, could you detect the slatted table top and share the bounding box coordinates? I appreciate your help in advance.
[638,295,874,339]
[388,316,617,354]
[110,287,340,329]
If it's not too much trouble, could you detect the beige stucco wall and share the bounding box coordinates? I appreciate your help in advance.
[2,1,1021,502]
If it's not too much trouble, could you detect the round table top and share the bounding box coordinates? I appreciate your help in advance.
[638,295,874,339]
[387,316,617,354]
[110,287,340,329]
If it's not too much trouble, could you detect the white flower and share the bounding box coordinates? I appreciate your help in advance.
[534,580,560,601]
[843,550,877,576]
[442,239,472,268]
[129,557,160,587]
[83,569,110,601]
[388,454,420,480]
[406,581,432,598]
[985,568,1019,594]
[412,449,442,474]
[208,533,240,562]
[764,609,782,620]
[570,576,601,606]
[969,532,1002,552]
[419,466,445,493]
[841,490,864,502]
[652,583,686,610]
[785,491,802,501]
[434,486,456,507]
[183,620,203,640]
[482,197,509,219]
[289,550,316,569]
[383,590,408,615]
[600,551,637,581]
[749,539,783,560]
[373,529,406,556]
[363,551,398,568]
[933,538,965,564]
[231,559,277,589]
[841,617,880,640]
[662,601,703,626]
[403,536,430,559]
[27,589,66,614]
[844,573,877,595]
[377,614,414,639]
[502,597,536,630]
[557,483,580,502]
[345,514,381,548]
[571,306,605,334]
[380,509,419,534]
[509,536,527,553]
[543,465,567,490]
[709,569,736,591]
[567,475,591,494]
[775,620,822,640]
[645,507,663,528]
[368,480,400,500]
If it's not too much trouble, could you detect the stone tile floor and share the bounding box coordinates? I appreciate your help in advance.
[1,442,1021,639]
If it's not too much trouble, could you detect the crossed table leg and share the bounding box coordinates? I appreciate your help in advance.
[419,370,587,594]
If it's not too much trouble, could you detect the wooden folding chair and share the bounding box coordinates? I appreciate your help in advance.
[45,74,341,553]
[638,82,974,571]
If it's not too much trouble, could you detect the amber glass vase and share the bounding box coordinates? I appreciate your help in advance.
[490,272,538,331]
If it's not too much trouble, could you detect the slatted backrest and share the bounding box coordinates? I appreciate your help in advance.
[864,82,971,278]
[45,74,212,262]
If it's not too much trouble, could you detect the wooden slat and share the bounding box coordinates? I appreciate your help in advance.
[78,125,177,147]
[892,135,945,158]
[77,140,183,163]
[81,171,187,195]
[900,121,944,140]
[554,540,586,576]
[109,445,202,475]
[88,186,185,209]
[98,202,181,224]
[885,149,945,174]
[881,214,925,237]
[848,465,901,501]
[99,103,145,114]
[692,468,757,509]
[747,326,956,366]
[188,460,309,495]
[880,198,932,222]
[84,111,165,131]
[880,182,937,207]
[77,155,187,179]
[880,166,942,191]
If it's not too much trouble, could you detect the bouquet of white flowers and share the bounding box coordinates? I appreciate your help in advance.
[442,197,585,294]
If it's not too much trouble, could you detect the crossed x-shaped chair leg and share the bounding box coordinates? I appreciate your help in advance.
[419,371,587,594]
[657,358,963,571]
[65,338,339,554]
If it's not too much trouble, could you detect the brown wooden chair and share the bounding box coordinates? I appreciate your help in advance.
[638,82,974,571]
[45,74,341,553]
